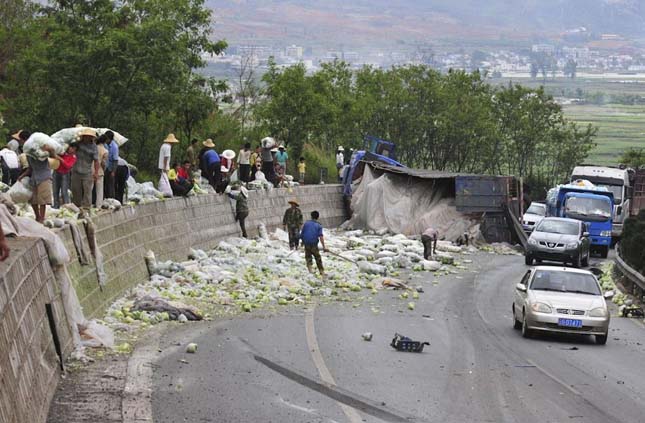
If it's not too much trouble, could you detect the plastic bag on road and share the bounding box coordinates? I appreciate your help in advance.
[7,178,32,204]
[79,320,115,348]
[158,172,173,197]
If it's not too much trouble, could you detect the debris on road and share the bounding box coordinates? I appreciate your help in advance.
[621,305,645,318]
[362,332,373,341]
[390,333,429,352]
[186,343,198,353]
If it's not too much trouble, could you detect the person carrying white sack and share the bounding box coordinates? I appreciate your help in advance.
[71,128,99,210]
[158,133,179,197]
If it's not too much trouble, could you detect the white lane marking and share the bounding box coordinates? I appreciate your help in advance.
[305,306,364,423]
[526,358,582,396]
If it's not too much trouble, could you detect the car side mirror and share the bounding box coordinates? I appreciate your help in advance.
[583,232,590,238]
[516,283,527,293]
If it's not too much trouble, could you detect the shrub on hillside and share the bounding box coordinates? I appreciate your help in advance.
[620,210,645,274]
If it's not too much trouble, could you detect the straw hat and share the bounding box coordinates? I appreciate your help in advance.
[164,133,179,144]
[220,165,229,173]
[270,147,278,153]
[278,144,285,149]
[202,138,215,148]
[337,146,344,151]
[78,128,97,138]
[221,149,235,160]
[288,199,300,206]
[11,130,23,141]
[48,157,60,170]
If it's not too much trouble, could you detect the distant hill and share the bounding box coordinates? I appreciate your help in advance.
[206,0,645,47]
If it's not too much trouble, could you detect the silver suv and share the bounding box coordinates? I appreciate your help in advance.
[525,217,590,268]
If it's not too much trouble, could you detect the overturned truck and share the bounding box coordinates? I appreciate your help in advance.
[343,159,525,246]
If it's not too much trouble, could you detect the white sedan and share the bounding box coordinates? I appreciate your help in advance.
[512,266,610,344]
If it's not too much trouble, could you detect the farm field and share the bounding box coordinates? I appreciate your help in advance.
[494,77,645,165]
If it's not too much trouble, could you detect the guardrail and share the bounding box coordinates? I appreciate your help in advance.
[614,245,645,299]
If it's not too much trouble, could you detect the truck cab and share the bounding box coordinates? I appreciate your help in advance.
[546,183,614,258]
[571,166,631,240]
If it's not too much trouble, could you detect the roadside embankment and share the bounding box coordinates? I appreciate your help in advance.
[0,184,344,423]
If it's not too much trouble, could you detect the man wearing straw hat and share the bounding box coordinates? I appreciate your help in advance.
[283,199,303,250]
[71,128,99,209]
[201,138,220,191]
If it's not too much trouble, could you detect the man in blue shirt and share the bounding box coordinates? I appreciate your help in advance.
[300,210,328,277]
[201,139,221,191]
[105,131,119,199]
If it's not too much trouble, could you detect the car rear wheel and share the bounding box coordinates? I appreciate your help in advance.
[513,308,522,330]
[525,255,533,266]
[521,311,532,338]
[595,333,608,345]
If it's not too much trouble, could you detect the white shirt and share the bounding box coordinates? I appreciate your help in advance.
[238,149,251,165]
[0,149,19,169]
[336,152,344,165]
[158,143,171,170]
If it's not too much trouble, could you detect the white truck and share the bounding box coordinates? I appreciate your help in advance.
[571,166,631,239]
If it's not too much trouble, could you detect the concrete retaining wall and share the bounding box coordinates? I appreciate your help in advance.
[0,184,344,423]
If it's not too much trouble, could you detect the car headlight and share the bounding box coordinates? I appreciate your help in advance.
[600,231,612,237]
[530,302,552,313]
[589,307,608,317]
[528,238,538,246]
[566,242,578,249]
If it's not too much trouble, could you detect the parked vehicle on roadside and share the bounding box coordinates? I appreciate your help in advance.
[525,217,590,267]
[512,266,610,344]
[522,202,547,233]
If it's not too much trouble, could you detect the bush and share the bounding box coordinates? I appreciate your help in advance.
[621,210,645,274]
[301,143,338,184]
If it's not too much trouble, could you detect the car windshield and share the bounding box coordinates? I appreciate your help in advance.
[530,270,601,295]
[526,204,546,216]
[535,220,579,235]
[565,197,612,222]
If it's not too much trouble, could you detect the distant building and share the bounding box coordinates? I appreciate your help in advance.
[342,51,359,62]
[532,44,555,55]
[601,34,621,41]
[285,45,303,59]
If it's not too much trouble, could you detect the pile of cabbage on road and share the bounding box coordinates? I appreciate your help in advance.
[104,228,481,330]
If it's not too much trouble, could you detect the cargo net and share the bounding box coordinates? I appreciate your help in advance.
[348,166,482,242]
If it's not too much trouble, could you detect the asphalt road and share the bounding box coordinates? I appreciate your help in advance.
[151,252,645,423]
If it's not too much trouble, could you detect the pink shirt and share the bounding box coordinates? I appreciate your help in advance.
[423,228,438,239]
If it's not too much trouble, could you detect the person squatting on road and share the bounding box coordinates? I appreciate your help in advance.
[300,210,328,277]
[225,185,249,238]
[421,227,439,260]
[283,199,303,250]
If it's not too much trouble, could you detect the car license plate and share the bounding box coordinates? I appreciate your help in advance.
[558,318,583,328]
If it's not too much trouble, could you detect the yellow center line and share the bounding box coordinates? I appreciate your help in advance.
[305,305,364,423]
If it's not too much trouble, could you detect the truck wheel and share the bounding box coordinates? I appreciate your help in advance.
[600,246,609,259]
[525,255,533,266]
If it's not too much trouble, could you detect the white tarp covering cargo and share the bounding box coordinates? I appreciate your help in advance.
[349,166,481,242]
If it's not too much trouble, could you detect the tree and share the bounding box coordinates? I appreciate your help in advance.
[235,47,260,130]
[564,59,577,79]
[620,148,645,168]
[1,0,227,172]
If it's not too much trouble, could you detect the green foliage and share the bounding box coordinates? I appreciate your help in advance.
[621,210,645,274]
[255,63,596,193]
[301,143,337,184]
[620,148,645,169]
[0,0,226,171]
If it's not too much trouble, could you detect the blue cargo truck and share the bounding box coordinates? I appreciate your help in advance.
[545,183,614,258]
